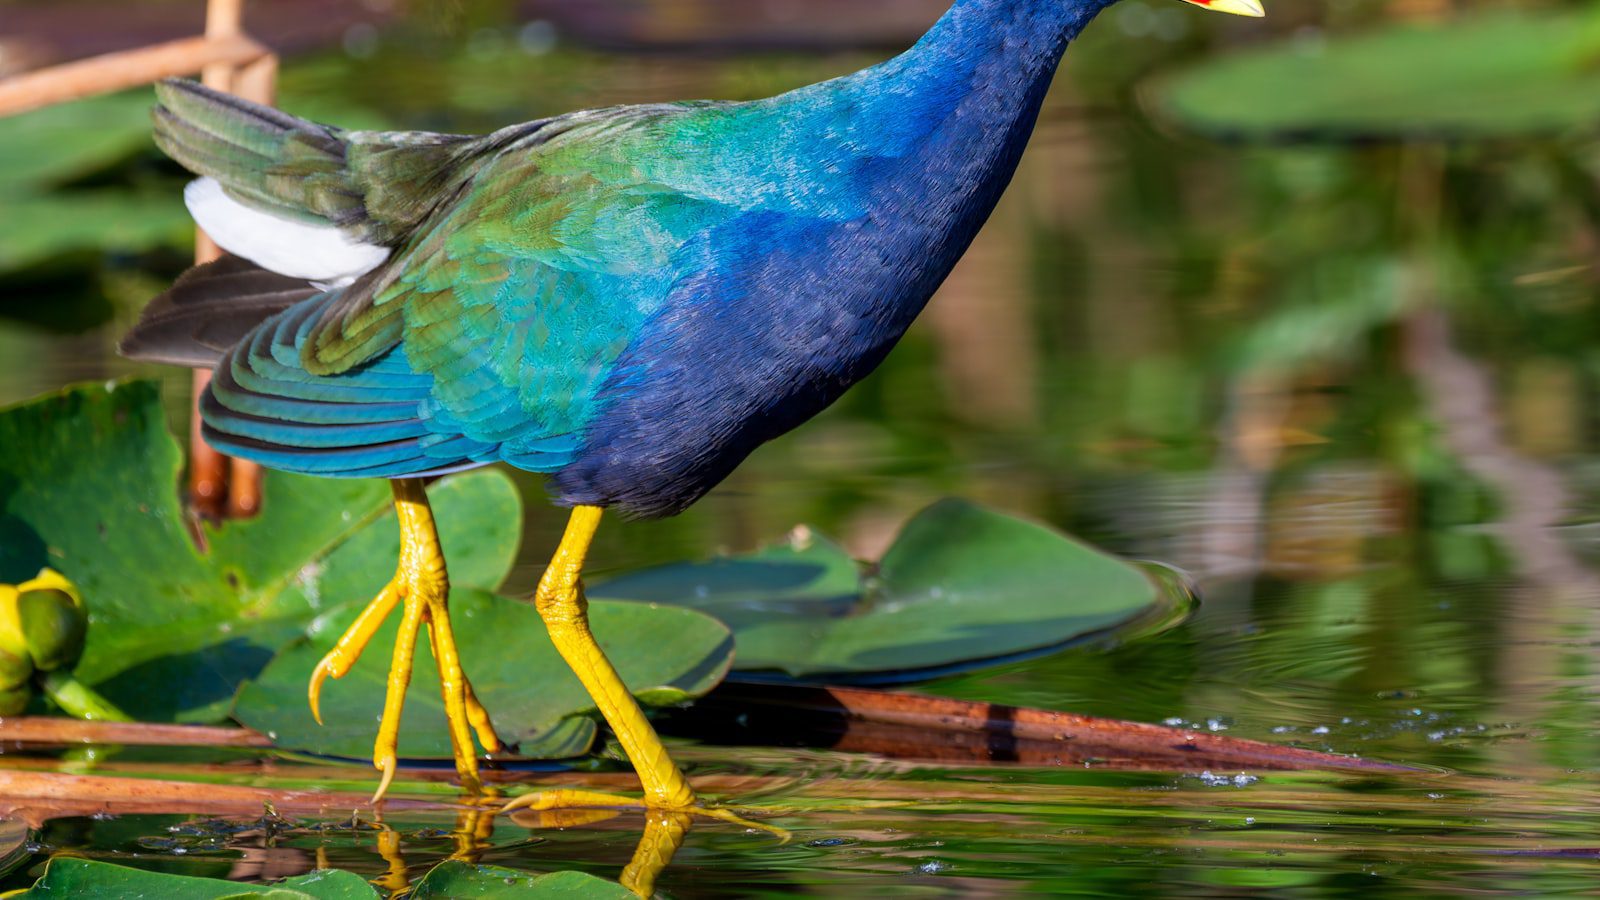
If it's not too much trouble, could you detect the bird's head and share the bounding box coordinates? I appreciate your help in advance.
[1176,0,1265,17]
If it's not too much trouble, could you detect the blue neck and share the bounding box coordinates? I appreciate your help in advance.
[903,0,1105,81]
[834,0,1111,293]
[877,0,1111,113]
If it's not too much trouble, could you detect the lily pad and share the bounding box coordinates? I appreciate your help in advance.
[410,861,631,898]
[0,92,155,194]
[0,380,519,722]
[0,92,190,275]
[12,857,379,899]
[1148,11,1600,142]
[0,192,190,273]
[233,593,734,760]
[591,498,1193,682]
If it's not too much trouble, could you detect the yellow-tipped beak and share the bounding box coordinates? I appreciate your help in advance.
[1182,0,1265,17]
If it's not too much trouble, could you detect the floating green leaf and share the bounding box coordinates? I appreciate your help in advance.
[592,498,1191,680]
[0,92,190,276]
[233,593,733,759]
[0,92,155,194]
[11,857,378,899]
[1149,11,1600,141]
[0,193,190,273]
[0,380,519,723]
[410,860,631,898]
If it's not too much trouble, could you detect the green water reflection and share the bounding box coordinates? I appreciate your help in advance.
[2,4,1600,895]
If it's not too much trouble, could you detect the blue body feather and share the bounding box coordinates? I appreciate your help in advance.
[187,0,1116,516]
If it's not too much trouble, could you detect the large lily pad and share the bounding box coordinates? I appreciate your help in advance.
[0,92,155,194]
[410,861,630,898]
[1148,11,1600,142]
[592,498,1193,682]
[0,193,190,273]
[233,593,733,760]
[12,857,379,899]
[0,92,190,275]
[0,380,519,722]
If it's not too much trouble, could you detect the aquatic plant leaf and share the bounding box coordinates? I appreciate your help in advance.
[0,193,190,273]
[1149,11,1600,141]
[12,857,379,899]
[233,594,733,759]
[0,92,155,194]
[0,380,518,723]
[410,860,632,898]
[592,498,1187,680]
[0,94,189,274]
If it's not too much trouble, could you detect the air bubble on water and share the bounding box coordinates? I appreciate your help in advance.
[1206,719,1227,732]
[1164,717,1185,727]
[915,861,949,875]
[1197,771,1258,788]
[1311,725,1330,735]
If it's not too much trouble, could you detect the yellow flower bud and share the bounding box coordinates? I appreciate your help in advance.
[0,569,88,676]
[17,588,86,672]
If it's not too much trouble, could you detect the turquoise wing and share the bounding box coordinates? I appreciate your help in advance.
[200,105,746,476]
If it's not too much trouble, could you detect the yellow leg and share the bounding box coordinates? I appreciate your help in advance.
[500,507,785,839]
[306,478,503,802]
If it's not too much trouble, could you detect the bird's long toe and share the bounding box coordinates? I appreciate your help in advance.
[500,789,789,841]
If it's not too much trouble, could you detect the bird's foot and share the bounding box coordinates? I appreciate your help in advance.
[499,789,789,841]
[307,558,502,803]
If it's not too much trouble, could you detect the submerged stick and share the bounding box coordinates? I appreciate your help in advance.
[0,717,270,748]
[693,683,1418,773]
[0,770,443,826]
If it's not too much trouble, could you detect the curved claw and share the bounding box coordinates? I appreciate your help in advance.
[308,657,334,726]
[371,755,398,805]
[307,581,401,727]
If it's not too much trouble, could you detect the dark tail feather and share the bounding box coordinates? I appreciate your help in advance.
[118,255,317,368]
[153,78,481,245]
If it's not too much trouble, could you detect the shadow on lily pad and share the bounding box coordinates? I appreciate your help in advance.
[592,498,1198,685]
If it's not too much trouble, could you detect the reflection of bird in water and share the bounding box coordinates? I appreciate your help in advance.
[120,0,1263,821]
[368,802,693,896]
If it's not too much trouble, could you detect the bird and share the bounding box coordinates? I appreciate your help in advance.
[120,0,1264,814]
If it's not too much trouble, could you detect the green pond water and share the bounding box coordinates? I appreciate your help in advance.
[3,7,1600,896]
